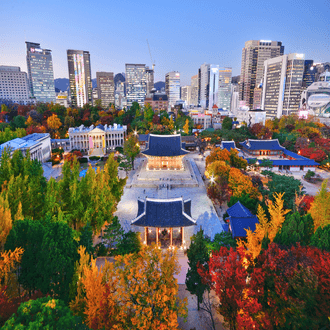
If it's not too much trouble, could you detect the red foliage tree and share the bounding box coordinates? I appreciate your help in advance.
[300,195,314,212]
[26,125,46,135]
[198,247,248,330]
[207,176,230,209]
[100,115,113,126]
[152,114,160,125]
[300,148,327,162]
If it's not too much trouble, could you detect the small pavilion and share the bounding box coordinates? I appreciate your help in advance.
[142,134,189,170]
[131,197,196,249]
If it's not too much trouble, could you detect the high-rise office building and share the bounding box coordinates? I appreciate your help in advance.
[209,65,219,111]
[26,42,56,103]
[96,72,115,107]
[146,66,154,94]
[165,71,180,109]
[199,63,210,109]
[0,66,31,104]
[240,40,284,109]
[262,53,305,118]
[67,50,92,107]
[302,60,316,88]
[181,85,192,106]
[125,64,148,107]
[191,74,198,106]
[218,67,232,111]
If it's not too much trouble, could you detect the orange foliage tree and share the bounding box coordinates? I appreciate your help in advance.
[72,245,187,330]
[228,168,260,199]
[0,196,12,251]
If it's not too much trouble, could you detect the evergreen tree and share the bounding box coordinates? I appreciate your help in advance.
[79,222,94,256]
[273,212,314,247]
[186,228,209,310]
[310,224,330,251]
[117,231,141,255]
[102,216,124,251]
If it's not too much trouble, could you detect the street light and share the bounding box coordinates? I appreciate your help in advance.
[210,176,215,184]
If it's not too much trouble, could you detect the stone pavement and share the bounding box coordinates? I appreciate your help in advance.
[115,153,226,242]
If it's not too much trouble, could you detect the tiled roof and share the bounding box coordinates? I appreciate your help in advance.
[240,139,284,151]
[227,202,259,238]
[0,133,49,153]
[142,134,189,157]
[221,141,237,152]
[132,197,196,227]
[138,134,149,142]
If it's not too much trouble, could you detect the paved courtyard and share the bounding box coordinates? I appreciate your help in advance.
[115,152,226,246]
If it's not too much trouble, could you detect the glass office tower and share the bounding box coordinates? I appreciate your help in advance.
[218,67,232,111]
[125,64,148,108]
[26,42,56,103]
[67,49,93,107]
[165,71,181,109]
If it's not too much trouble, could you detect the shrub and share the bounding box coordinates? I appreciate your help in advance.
[94,242,108,257]
[78,157,88,163]
[89,156,100,161]
[304,170,315,180]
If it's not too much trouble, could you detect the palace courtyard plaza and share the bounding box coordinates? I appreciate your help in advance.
[115,151,227,248]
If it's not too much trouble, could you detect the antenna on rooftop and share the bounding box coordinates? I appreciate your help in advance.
[146,39,155,70]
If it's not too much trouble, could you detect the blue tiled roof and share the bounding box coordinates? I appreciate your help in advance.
[240,139,284,151]
[132,197,196,228]
[247,157,319,167]
[227,202,259,238]
[142,134,189,157]
[138,134,149,142]
[282,149,306,159]
[221,141,237,152]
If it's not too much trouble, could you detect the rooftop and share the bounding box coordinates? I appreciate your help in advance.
[142,134,189,157]
[0,133,49,153]
[131,197,196,228]
[240,139,285,151]
[68,124,127,133]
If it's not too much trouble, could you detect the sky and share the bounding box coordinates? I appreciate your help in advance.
[0,0,329,86]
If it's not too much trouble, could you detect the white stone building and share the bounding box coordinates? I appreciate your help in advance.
[68,124,127,156]
[0,133,51,162]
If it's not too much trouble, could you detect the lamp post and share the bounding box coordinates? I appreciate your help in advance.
[256,160,259,172]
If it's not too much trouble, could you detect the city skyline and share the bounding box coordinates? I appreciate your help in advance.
[1,0,328,86]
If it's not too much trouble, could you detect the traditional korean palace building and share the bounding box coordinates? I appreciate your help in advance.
[68,124,127,156]
[226,201,259,239]
[239,139,319,172]
[131,197,196,249]
[0,133,51,162]
[142,134,189,170]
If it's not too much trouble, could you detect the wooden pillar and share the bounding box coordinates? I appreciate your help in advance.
[144,227,147,245]
[182,227,184,247]
[170,228,173,247]
[156,227,159,246]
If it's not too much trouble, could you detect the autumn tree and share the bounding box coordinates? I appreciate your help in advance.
[207,176,230,209]
[0,196,12,251]
[75,245,187,329]
[309,180,330,231]
[47,113,62,138]
[198,246,248,330]
[186,228,209,310]
[123,133,140,170]
[168,116,175,131]
[183,118,190,134]
[239,193,290,259]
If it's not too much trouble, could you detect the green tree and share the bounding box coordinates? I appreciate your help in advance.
[273,212,314,247]
[310,224,330,251]
[123,133,140,170]
[117,153,133,176]
[227,194,259,214]
[102,216,124,253]
[263,172,304,210]
[186,228,209,310]
[2,296,89,329]
[208,232,236,252]
[222,117,233,130]
[1,104,8,112]
[79,222,94,256]
[11,115,27,129]
[116,230,141,255]
[143,104,154,122]
[4,218,45,295]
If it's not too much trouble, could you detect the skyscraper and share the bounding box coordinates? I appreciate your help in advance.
[262,53,305,118]
[26,42,56,103]
[67,50,92,107]
[209,65,219,111]
[240,40,284,109]
[191,74,198,106]
[0,66,31,104]
[181,85,192,106]
[165,71,180,109]
[218,67,232,111]
[125,64,148,108]
[96,72,115,107]
[199,63,210,109]
[146,66,154,94]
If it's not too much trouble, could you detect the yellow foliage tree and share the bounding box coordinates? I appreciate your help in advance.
[309,180,330,231]
[206,147,230,167]
[183,118,189,134]
[47,114,62,138]
[0,196,12,251]
[205,160,230,180]
[25,116,35,127]
[75,245,187,329]
[228,168,260,199]
[168,116,174,131]
[239,192,290,260]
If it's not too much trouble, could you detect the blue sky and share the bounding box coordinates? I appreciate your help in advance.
[0,0,329,85]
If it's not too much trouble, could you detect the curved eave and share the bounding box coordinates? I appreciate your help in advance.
[142,149,189,157]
